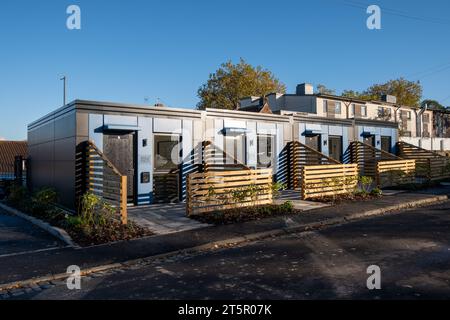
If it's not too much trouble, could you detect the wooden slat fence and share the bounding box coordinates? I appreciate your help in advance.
[397,142,450,180]
[290,141,341,190]
[376,160,416,188]
[76,141,128,224]
[186,169,273,216]
[349,141,401,178]
[301,164,358,200]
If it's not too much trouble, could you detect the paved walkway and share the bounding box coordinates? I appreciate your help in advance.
[128,191,329,234]
[0,209,64,257]
[128,204,210,235]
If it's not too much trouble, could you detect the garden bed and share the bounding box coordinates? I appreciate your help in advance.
[192,201,298,225]
[307,192,382,205]
[4,185,153,247]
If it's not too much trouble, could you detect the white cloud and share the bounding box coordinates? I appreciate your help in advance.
[0,137,5,141]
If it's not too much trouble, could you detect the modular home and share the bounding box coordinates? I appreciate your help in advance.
[27,99,398,210]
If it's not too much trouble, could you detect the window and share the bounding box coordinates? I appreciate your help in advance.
[350,104,355,116]
[378,107,392,119]
[323,100,328,114]
[423,114,430,123]
[224,134,246,165]
[154,134,180,172]
[257,135,275,168]
[407,111,412,120]
[361,106,367,117]
[335,102,342,115]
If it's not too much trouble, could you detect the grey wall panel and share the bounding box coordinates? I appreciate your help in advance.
[153,118,182,133]
[54,137,76,161]
[104,115,138,126]
[53,161,75,208]
[54,112,76,140]
[76,112,89,138]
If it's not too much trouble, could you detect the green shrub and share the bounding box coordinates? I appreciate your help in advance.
[358,176,373,194]
[77,192,116,232]
[33,188,57,206]
[66,215,83,228]
[279,200,294,213]
[370,188,383,196]
[271,182,286,198]
[31,187,58,217]
[6,184,29,206]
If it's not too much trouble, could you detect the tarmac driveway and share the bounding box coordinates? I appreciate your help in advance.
[0,208,65,257]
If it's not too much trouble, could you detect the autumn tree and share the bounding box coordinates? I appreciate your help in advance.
[197,59,286,110]
[421,99,446,110]
[316,84,336,95]
[342,78,423,107]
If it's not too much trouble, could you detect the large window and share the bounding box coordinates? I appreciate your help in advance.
[154,134,180,172]
[257,135,275,168]
[361,105,367,117]
[224,134,246,165]
[335,102,342,115]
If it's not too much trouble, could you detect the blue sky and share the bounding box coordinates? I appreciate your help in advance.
[1,0,449,140]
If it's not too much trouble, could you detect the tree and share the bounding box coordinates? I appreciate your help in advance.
[341,90,377,101]
[342,78,423,107]
[197,59,286,110]
[316,84,336,95]
[421,99,445,110]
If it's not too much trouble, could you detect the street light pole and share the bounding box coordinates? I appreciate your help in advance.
[60,76,67,106]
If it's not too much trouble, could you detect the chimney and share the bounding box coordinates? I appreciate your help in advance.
[381,95,397,104]
[296,83,314,96]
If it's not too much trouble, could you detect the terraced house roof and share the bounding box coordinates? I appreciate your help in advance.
[0,141,27,174]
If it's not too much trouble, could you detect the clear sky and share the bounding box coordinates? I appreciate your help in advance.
[1,0,449,140]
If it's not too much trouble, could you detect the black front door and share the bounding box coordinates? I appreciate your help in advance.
[328,136,343,162]
[153,134,180,203]
[381,136,392,153]
[103,132,136,204]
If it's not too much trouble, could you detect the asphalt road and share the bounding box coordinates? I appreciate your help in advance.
[8,201,450,300]
[0,208,64,257]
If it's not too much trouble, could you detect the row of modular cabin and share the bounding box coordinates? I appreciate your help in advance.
[27,100,398,209]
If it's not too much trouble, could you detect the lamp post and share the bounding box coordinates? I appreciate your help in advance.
[60,76,67,106]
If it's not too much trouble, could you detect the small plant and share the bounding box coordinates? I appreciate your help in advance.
[279,200,294,212]
[358,176,373,194]
[77,192,116,231]
[370,188,383,197]
[6,184,29,206]
[271,182,286,198]
[31,187,58,217]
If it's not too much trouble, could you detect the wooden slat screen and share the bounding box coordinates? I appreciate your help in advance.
[290,141,341,190]
[376,160,416,188]
[186,169,273,216]
[350,141,400,178]
[76,141,128,224]
[397,141,450,180]
[301,164,358,200]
